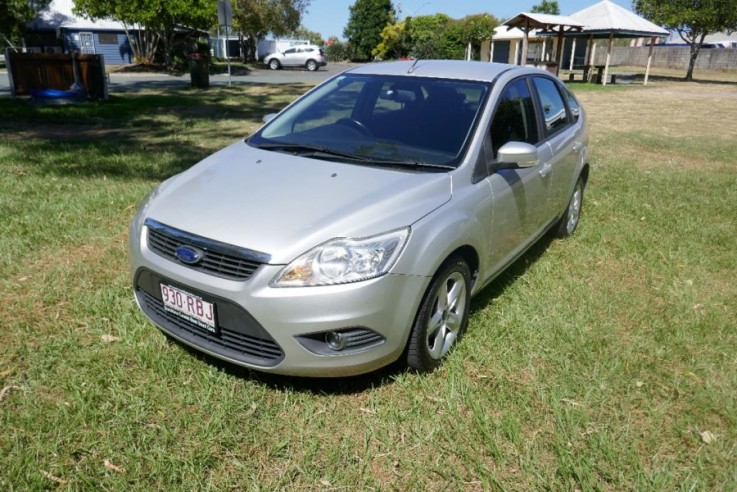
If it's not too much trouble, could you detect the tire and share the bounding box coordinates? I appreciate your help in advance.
[268,59,281,70]
[407,256,472,372]
[552,176,585,238]
[306,59,318,71]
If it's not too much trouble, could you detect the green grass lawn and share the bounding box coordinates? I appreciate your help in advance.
[1,80,736,490]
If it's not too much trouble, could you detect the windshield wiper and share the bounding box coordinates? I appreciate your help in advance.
[251,142,361,161]
[250,141,455,171]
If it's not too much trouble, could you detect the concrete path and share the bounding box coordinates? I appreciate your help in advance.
[0,62,356,96]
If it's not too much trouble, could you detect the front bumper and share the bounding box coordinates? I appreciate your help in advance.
[129,224,428,377]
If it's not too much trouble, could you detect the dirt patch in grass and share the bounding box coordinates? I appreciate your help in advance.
[2,125,136,141]
[576,82,737,140]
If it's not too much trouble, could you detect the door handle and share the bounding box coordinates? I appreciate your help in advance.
[538,162,552,178]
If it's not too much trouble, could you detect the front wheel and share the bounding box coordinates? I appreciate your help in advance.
[407,257,471,372]
[552,176,585,238]
[268,59,280,70]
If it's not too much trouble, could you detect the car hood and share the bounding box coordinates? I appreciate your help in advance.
[146,142,451,264]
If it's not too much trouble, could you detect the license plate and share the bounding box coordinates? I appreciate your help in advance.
[160,284,217,333]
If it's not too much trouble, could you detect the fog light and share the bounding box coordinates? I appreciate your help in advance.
[326,331,347,351]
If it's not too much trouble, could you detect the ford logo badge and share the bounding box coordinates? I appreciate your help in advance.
[175,245,204,265]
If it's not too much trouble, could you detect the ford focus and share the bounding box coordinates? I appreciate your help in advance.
[128,60,589,377]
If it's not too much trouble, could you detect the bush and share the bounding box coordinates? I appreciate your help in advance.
[325,40,351,63]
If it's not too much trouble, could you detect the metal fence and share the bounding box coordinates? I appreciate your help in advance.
[592,46,737,71]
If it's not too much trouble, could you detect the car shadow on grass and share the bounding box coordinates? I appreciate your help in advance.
[166,233,559,395]
[172,339,407,394]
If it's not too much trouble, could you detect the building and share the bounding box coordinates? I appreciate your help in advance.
[26,0,134,65]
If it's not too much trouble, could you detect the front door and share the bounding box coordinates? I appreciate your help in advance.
[480,77,552,278]
[79,32,95,54]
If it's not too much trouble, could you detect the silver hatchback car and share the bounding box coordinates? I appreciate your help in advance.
[129,60,589,377]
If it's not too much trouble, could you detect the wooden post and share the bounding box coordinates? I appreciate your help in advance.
[644,36,656,85]
[521,17,530,66]
[514,40,520,65]
[541,38,547,64]
[490,40,495,63]
[555,25,565,76]
[569,37,577,71]
[602,31,614,86]
[585,34,594,82]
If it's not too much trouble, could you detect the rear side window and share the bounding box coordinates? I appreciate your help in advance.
[532,77,569,135]
[489,78,539,158]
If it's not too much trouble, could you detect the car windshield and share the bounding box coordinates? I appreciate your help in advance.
[249,73,490,169]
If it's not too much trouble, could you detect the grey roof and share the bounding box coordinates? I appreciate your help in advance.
[569,0,669,38]
[347,59,541,82]
[30,0,128,31]
[504,12,586,30]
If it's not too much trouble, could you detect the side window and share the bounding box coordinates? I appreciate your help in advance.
[284,48,297,55]
[489,78,540,158]
[564,87,580,122]
[532,77,569,135]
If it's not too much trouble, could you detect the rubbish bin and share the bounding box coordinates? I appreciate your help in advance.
[189,53,209,88]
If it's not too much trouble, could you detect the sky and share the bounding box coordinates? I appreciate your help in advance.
[301,0,635,40]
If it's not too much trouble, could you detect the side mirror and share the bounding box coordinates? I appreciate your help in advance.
[262,113,277,123]
[496,141,540,168]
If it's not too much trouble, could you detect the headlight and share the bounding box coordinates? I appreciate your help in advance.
[272,228,410,287]
[131,175,178,234]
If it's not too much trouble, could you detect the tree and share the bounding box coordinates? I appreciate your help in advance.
[530,0,560,15]
[343,0,395,61]
[74,0,217,66]
[456,13,498,59]
[231,0,309,62]
[372,20,410,59]
[1,0,51,48]
[290,25,323,46]
[634,0,737,80]
[406,13,452,59]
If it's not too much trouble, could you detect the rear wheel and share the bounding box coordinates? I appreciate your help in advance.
[306,59,318,71]
[407,257,471,372]
[268,59,281,70]
[553,176,585,238]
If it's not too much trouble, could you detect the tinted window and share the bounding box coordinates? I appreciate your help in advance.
[564,87,580,122]
[253,74,489,167]
[532,77,568,135]
[489,78,539,158]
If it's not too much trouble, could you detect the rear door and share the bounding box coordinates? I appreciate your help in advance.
[530,76,582,216]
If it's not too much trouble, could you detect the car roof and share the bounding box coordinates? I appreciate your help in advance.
[345,60,545,83]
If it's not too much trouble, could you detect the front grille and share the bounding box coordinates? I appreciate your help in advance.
[135,269,283,367]
[145,219,269,281]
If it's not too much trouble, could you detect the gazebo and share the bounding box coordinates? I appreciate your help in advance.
[567,0,669,85]
[503,12,586,76]
[487,26,544,65]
